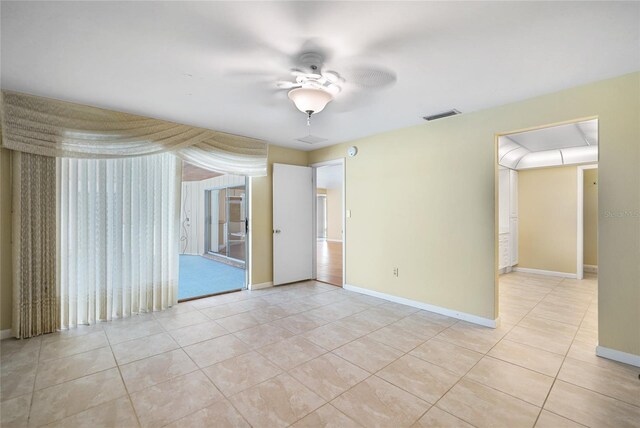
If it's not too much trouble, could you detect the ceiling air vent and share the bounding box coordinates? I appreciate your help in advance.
[296,135,328,144]
[423,109,461,121]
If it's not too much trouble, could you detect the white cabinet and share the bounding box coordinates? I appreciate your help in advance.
[498,169,510,233]
[510,169,518,217]
[498,169,518,272]
[499,233,510,269]
[509,217,518,265]
[509,170,518,265]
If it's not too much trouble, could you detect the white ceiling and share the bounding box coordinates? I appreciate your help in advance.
[1,2,638,151]
[316,164,342,190]
[499,119,598,170]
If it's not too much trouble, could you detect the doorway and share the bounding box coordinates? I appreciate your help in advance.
[495,119,599,354]
[313,160,345,287]
[179,162,248,301]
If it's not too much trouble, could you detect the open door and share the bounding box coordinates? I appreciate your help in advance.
[273,163,313,285]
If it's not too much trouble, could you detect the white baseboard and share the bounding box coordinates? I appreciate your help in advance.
[512,267,577,279]
[249,281,273,290]
[0,329,14,340]
[344,284,499,328]
[584,265,598,273]
[498,266,513,275]
[596,345,640,368]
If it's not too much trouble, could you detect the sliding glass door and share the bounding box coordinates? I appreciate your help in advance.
[205,184,247,265]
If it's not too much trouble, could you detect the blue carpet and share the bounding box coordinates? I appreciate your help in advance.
[179,255,245,300]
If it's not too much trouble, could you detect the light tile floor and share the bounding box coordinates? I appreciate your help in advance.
[2,272,639,427]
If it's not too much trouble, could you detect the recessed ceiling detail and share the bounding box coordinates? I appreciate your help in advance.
[498,119,598,170]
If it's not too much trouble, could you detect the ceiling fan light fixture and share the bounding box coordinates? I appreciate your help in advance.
[287,87,333,115]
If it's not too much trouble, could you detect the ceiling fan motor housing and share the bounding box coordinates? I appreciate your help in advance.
[299,52,324,73]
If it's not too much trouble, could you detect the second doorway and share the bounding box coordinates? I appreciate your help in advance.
[314,161,344,286]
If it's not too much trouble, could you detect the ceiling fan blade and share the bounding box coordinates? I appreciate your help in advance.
[291,69,322,80]
[341,65,397,89]
[225,69,278,79]
[330,83,381,113]
[275,81,300,89]
[322,70,342,83]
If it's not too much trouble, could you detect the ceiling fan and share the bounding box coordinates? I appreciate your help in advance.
[272,51,397,125]
[227,37,397,122]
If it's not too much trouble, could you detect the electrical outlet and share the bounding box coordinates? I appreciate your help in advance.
[393,267,399,277]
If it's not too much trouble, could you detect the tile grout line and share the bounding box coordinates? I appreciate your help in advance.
[106,320,144,428]
[295,313,466,427]
[423,275,562,427]
[4,277,614,428]
[26,335,45,425]
[531,276,595,427]
[216,299,423,427]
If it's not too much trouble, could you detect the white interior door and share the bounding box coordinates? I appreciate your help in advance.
[273,163,313,285]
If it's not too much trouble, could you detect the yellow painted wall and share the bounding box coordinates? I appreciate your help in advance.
[0,148,12,331]
[1,74,637,357]
[309,72,640,357]
[326,187,343,241]
[249,145,308,285]
[584,169,598,266]
[518,166,578,274]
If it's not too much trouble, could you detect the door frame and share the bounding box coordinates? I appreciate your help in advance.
[577,164,598,280]
[246,176,253,289]
[202,178,249,288]
[494,115,599,319]
[311,158,346,287]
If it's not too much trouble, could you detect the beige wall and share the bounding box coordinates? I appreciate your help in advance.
[518,165,578,274]
[0,148,12,331]
[1,74,637,357]
[326,187,343,241]
[309,72,640,357]
[249,145,308,285]
[584,168,598,266]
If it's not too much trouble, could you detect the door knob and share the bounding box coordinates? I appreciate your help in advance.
[273,229,281,234]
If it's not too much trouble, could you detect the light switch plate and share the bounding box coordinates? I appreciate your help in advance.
[346,210,351,218]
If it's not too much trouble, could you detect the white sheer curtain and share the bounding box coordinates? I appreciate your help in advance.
[57,152,181,328]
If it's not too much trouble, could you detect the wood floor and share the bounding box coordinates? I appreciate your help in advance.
[316,240,342,286]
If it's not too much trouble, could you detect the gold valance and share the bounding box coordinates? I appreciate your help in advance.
[0,91,268,176]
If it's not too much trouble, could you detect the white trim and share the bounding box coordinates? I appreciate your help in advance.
[596,345,640,368]
[584,264,598,273]
[577,164,598,280]
[0,329,14,340]
[513,267,577,279]
[249,281,273,290]
[326,239,343,243]
[245,176,251,290]
[310,159,343,168]
[344,284,499,328]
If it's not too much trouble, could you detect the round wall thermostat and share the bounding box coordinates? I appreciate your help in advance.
[347,146,358,157]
